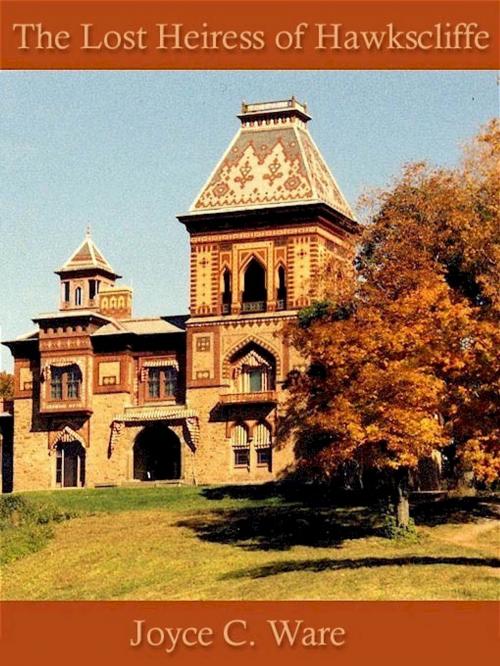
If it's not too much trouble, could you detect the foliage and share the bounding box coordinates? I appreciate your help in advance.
[0,371,14,399]
[281,119,500,490]
[0,494,78,565]
[381,513,418,541]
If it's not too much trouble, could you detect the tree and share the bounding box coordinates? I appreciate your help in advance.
[0,372,14,399]
[281,120,500,528]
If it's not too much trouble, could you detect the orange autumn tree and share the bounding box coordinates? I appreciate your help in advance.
[281,120,499,527]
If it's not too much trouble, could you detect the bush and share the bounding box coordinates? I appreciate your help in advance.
[381,512,418,541]
[0,495,78,565]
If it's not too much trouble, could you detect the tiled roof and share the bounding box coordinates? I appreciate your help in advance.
[189,99,355,220]
[57,230,120,277]
[93,315,188,337]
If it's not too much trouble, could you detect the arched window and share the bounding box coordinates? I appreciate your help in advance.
[231,423,250,468]
[277,265,287,310]
[242,258,267,312]
[253,422,272,470]
[222,268,232,314]
[75,287,82,306]
[230,344,276,395]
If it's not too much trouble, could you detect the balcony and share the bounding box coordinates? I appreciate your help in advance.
[219,391,277,405]
[241,301,266,313]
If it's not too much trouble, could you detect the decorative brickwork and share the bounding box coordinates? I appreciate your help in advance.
[3,99,358,492]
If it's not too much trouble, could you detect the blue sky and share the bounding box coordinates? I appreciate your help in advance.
[1,70,498,370]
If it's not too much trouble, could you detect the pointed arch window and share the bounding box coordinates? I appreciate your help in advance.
[75,287,83,306]
[222,268,232,314]
[277,265,287,310]
[242,258,267,313]
[236,350,274,393]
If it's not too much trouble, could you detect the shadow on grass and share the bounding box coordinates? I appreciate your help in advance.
[223,555,500,580]
[413,496,500,526]
[179,484,500,553]
[177,503,381,551]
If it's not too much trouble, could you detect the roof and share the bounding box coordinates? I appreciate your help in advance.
[56,229,120,278]
[32,311,113,323]
[93,315,188,337]
[2,330,39,348]
[187,98,355,221]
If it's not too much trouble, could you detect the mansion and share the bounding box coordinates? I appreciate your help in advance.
[2,98,358,492]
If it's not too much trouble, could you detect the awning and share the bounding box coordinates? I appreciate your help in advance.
[110,405,199,451]
[142,359,179,370]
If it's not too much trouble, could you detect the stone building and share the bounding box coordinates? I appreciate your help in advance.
[3,98,358,491]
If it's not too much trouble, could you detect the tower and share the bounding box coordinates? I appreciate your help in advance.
[178,98,359,482]
[56,228,132,319]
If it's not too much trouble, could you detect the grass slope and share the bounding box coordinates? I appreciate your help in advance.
[1,485,498,600]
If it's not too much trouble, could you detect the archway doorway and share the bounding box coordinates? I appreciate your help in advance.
[133,424,181,481]
[56,440,86,487]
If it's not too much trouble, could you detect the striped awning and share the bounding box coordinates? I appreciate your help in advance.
[116,405,197,422]
[253,422,272,449]
[41,359,81,379]
[142,359,179,370]
[110,405,200,449]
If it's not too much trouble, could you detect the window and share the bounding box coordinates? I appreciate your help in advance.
[242,258,267,312]
[277,265,287,310]
[257,448,271,467]
[67,367,81,398]
[254,422,272,470]
[234,449,250,467]
[50,365,82,401]
[75,287,82,306]
[222,268,232,314]
[231,346,275,394]
[63,282,70,303]
[241,365,272,393]
[51,369,63,400]
[89,279,100,300]
[248,367,264,392]
[147,366,178,400]
[231,423,250,468]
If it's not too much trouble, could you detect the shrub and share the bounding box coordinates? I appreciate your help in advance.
[0,495,78,565]
[381,512,418,541]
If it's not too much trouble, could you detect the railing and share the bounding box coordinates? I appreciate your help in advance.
[219,391,277,405]
[241,301,266,313]
[221,303,231,315]
[276,299,287,311]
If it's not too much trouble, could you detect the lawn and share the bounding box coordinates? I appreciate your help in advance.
[1,485,498,600]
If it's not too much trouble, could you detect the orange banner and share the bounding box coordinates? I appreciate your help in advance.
[0,0,499,69]
[0,601,499,665]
